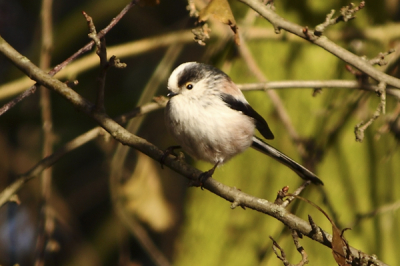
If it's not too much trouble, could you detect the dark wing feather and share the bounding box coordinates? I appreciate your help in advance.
[221,93,274,140]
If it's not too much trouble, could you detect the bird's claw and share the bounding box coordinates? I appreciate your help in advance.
[160,145,181,169]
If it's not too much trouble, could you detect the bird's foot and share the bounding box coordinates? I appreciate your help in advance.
[160,145,181,169]
[197,162,219,190]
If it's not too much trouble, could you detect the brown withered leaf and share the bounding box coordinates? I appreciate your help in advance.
[332,226,351,266]
[287,193,352,265]
[199,0,240,44]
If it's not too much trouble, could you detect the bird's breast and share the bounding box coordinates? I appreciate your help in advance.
[165,95,256,164]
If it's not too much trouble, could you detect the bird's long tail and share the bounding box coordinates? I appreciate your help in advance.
[251,137,323,185]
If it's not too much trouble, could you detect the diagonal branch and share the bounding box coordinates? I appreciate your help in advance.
[238,0,400,89]
[0,100,166,208]
[0,0,139,116]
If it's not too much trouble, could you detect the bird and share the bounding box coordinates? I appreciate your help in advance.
[164,62,323,185]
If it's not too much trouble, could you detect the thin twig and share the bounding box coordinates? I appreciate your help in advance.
[35,0,55,265]
[351,199,400,227]
[314,2,365,36]
[270,232,308,266]
[83,12,110,112]
[238,0,400,89]
[0,0,138,117]
[291,230,308,266]
[355,82,387,142]
[281,181,311,208]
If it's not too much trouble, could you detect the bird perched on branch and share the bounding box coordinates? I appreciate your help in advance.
[164,62,323,186]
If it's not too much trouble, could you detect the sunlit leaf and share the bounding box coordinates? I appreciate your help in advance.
[199,0,240,44]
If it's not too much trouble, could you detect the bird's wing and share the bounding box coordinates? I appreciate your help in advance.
[220,93,274,140]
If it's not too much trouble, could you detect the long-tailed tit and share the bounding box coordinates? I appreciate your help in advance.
[164,62,323,185]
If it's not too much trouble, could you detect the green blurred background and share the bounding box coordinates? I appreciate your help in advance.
[0,0,400,265]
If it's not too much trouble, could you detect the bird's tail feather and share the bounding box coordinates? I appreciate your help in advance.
[251,137,323,185]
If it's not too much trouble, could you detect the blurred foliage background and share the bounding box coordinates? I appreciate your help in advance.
[0,0,400,265]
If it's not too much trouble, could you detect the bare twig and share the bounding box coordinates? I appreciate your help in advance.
[351,199,400,227]
[355,82,387,142]
[0,0,138,116]
[270,236,290,266]
[291,230,309,266]
[282,181,311,208]
[270,232,308,266]
[369,49,396,66]
[314,2,365,36]
[237,80,400,99]
[83,12,110,112]
[0,30,194,102]
[0,99,166,208]
[238,0,400,89]
[35,0,56,265]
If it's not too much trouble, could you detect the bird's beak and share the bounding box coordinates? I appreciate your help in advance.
[167,92,178,98]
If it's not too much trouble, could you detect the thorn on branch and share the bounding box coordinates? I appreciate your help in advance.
[308,215,321,237]
[314,1,365,36]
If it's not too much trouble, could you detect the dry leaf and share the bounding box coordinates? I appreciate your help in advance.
[331,226,350,265]
[199,0,240,44]
[121,153,176,232]
[287,193,352,265]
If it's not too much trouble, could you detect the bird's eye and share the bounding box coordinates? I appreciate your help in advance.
[186,83,193,90]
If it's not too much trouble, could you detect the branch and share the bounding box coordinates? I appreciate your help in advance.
[0,99,166,208]
[351,199,400,227]
[0,36,388,266]
[238,0,400,89]
[237,80,400,99]
[0,0,138,116]
[35,0,56,264]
